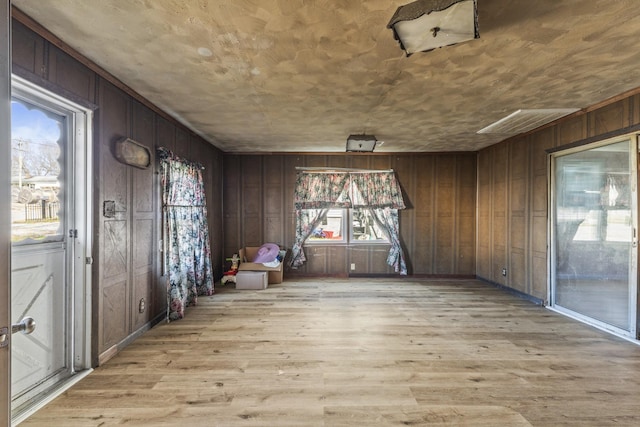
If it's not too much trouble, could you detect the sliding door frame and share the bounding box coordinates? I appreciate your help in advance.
[549,133,638,339]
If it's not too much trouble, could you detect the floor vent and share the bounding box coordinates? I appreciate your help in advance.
[477,108,579,135]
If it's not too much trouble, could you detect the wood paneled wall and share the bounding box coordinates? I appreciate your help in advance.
[477,93,640,301]
[223,153,477,277]
[11,15,224,365]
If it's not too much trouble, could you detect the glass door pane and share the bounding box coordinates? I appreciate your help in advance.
[11,99,64,243]
[553,140,636,333]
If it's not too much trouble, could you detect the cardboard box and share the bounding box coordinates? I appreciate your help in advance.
[238,246,285,284]
[235,271,268,290]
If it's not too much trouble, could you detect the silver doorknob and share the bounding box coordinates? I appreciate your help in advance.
[12,316,36,335]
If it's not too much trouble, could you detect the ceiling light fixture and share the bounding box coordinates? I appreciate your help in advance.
[346,135,377,152]
[387,0,479,56]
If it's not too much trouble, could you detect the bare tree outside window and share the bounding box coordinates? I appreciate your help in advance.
[11,100,64,243]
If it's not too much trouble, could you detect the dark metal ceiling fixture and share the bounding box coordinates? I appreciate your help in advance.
[346,134,377,152]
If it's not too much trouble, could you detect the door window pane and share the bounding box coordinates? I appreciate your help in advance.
[11,99,64,243]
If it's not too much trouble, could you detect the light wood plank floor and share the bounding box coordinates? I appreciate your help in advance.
[20,278,640,426]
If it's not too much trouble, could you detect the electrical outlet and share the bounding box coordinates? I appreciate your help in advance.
[501,268,507,277]
[351,263,356,270]
[139,298,146,313]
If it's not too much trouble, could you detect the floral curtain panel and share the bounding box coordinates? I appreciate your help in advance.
[293,172,351,209]
[349,172,405,209]
[291,169,407,274]
[290,208,330,269]
[158,148,214,321]
[368,207,407,274]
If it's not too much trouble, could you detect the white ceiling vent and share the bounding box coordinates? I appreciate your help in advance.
[477,108,580,135]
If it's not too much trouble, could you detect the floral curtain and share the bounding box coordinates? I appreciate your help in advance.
[350,172,405,209]
[290,208,330,269]
[368,207,407,274]
[293,172,351,209]
[158,148,213,321]
[291,169,407,274]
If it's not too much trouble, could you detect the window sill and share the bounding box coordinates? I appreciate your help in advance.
[304,241,390,247]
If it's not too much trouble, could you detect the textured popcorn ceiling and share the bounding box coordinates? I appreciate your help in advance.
[13,0,640,153]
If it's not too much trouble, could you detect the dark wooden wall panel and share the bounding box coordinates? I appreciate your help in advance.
[304,246,329,274]
[241,156,263,247]
[591,100,629,136]
[349,247,368,274]
[508,142,528,293]
[349,155,370,170]
[491,144,508,285]
[435,156,455,274]
[477,150,492,279]
[530,128,555,300]
[12,17,225,366]
[413,156,434,274]
[223,156,241,259]
[12,20,44,76]
[48,46,96,103]
[207,149,224,274]
[633,95,640,125]
[97,79,130,357]
[157,117,176,152]
[174,127,190,159]
[457,154,476,274]
[557,115,586,147]
[224,153,476,277]
[131,101,155,330]
[102,280,127,349]
[477,90,640,303]
[329,246,349,274]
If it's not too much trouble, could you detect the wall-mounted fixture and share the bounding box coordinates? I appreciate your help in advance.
[346,134,377,152]
[387,0,479,56]
[103,200,116,218]
[114,137,151,169]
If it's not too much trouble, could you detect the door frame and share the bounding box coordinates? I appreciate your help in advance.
[548,134,639,339]
[9,76,93,423]
[11,74,94,370]
[7,75,93,422]
[1,0,12,425]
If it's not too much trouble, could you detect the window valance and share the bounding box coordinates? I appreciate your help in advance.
[293,169,405,210]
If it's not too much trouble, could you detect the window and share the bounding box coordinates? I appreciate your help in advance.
[305,209,389,245]
[305,209,346,243]
[11,98,65,243]
[291,168,407,274]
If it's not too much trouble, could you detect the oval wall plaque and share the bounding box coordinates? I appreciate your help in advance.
[114,137,151,169]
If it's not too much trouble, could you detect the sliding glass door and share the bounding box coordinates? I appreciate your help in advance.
[551,137,637,336]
